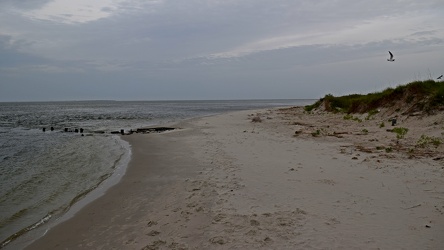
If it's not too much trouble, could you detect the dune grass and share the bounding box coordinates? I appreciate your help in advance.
[305,80,444,114]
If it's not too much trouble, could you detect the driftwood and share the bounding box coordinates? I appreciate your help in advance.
[136,127,175,134]
[402,204,421,210]
[327,131,349,138]
[333,131,349,135]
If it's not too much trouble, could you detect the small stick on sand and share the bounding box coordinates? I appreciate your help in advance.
[402,204,422,210]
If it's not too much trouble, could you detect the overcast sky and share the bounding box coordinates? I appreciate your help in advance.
[1,0,443,101]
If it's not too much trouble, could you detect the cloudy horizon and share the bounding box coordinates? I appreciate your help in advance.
[1,0,444,101]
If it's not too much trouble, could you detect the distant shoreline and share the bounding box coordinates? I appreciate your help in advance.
[0,98,316,104]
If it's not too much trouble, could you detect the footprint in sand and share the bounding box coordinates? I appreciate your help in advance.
[245,229,258,236]
[147,230,160,236]
[141,240,166,250]
[146,220,158,227]
[209,236,226,245]
[325,217,341,226]
[212,213,226,223]
[250,219,260,226]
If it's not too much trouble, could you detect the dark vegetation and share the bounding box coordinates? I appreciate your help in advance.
[305,80,444,114]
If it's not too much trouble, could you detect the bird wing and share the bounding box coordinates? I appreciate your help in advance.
[388,51,393,59]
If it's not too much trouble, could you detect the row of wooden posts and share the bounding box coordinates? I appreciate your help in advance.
[42,127,126,135]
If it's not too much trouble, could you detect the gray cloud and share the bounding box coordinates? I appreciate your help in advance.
[0,0,52,10]
[1,0,444,101]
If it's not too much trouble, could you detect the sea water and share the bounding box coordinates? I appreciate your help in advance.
[0,99,313,249]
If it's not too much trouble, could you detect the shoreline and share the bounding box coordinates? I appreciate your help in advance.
[25,107,444,249]
[24,122,203,249]
[1,134,132,250]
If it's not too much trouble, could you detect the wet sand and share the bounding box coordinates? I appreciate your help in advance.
[25,127,203,249]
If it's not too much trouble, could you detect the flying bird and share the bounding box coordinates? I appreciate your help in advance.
[387,51,395,62]
[437,75,443,80]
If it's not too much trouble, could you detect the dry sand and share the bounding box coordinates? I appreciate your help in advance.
[25,107,444,249]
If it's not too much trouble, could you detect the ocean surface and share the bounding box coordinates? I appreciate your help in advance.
[0,99,313,249]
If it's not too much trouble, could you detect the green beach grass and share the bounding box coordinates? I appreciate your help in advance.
[305,79,444,114]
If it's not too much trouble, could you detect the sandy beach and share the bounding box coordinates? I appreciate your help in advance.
[26,106,444,249]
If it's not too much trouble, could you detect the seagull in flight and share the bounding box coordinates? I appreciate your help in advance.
[387,51,395,62]
[438,75,443,80]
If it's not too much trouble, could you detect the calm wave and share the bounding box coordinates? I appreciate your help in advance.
[0,99,313,249]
